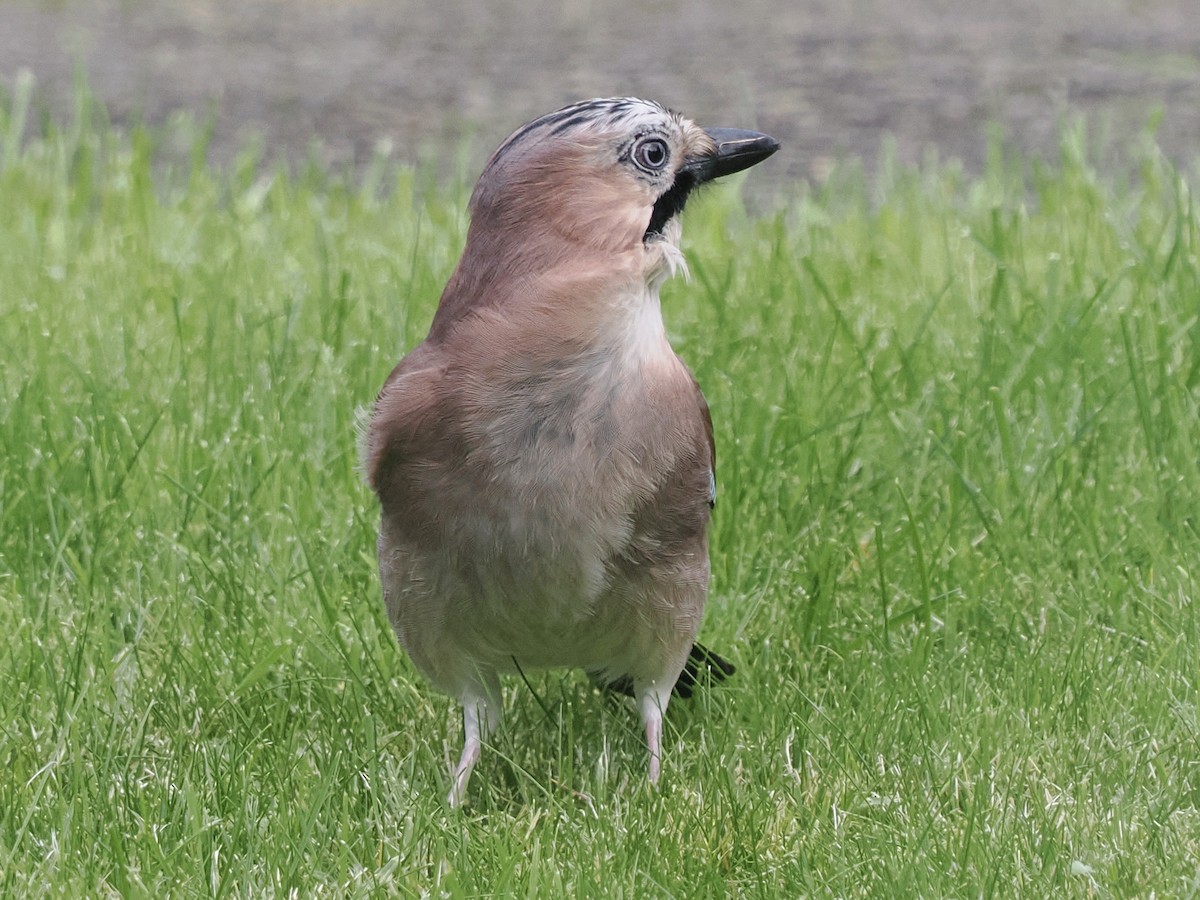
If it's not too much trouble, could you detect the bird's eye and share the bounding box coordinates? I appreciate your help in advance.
[632,138,670,173]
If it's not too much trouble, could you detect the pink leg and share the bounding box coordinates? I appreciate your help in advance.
[448,676,501,807]
[638,687,671,786]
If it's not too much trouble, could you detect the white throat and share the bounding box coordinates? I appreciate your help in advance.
[644,217,688,292]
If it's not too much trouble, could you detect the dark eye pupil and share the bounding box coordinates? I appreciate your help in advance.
[636,139,667,171]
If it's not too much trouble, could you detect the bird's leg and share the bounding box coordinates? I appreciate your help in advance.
[637,685,673,785]
[448,702,483,808]
[448,673,501,807]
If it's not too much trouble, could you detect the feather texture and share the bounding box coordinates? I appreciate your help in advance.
[365,98,776,804]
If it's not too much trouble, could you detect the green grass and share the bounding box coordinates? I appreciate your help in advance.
[1,77,1198,896]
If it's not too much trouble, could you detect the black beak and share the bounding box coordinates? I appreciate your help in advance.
[684,128,780,183]
[644,126,779,241]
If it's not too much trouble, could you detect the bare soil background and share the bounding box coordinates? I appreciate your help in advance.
[2,0,1199,182]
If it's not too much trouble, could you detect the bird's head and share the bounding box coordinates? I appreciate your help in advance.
[466,98,779,274]
[428,99,778,340]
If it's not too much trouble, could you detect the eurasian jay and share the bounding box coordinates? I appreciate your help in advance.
[364,97,778,805]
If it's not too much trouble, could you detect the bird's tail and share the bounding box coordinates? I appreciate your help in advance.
[673,642,736,699]
[597,642,735,699]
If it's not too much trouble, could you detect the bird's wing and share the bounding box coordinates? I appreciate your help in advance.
[698,383,716,509]
[365,342,447,495]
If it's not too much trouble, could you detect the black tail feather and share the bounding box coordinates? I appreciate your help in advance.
[674,642,736,699]
[598,642,736,699]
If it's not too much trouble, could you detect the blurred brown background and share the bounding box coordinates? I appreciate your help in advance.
[2,0,1198,180]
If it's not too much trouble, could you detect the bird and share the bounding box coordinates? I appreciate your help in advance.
[363,97,778,805]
